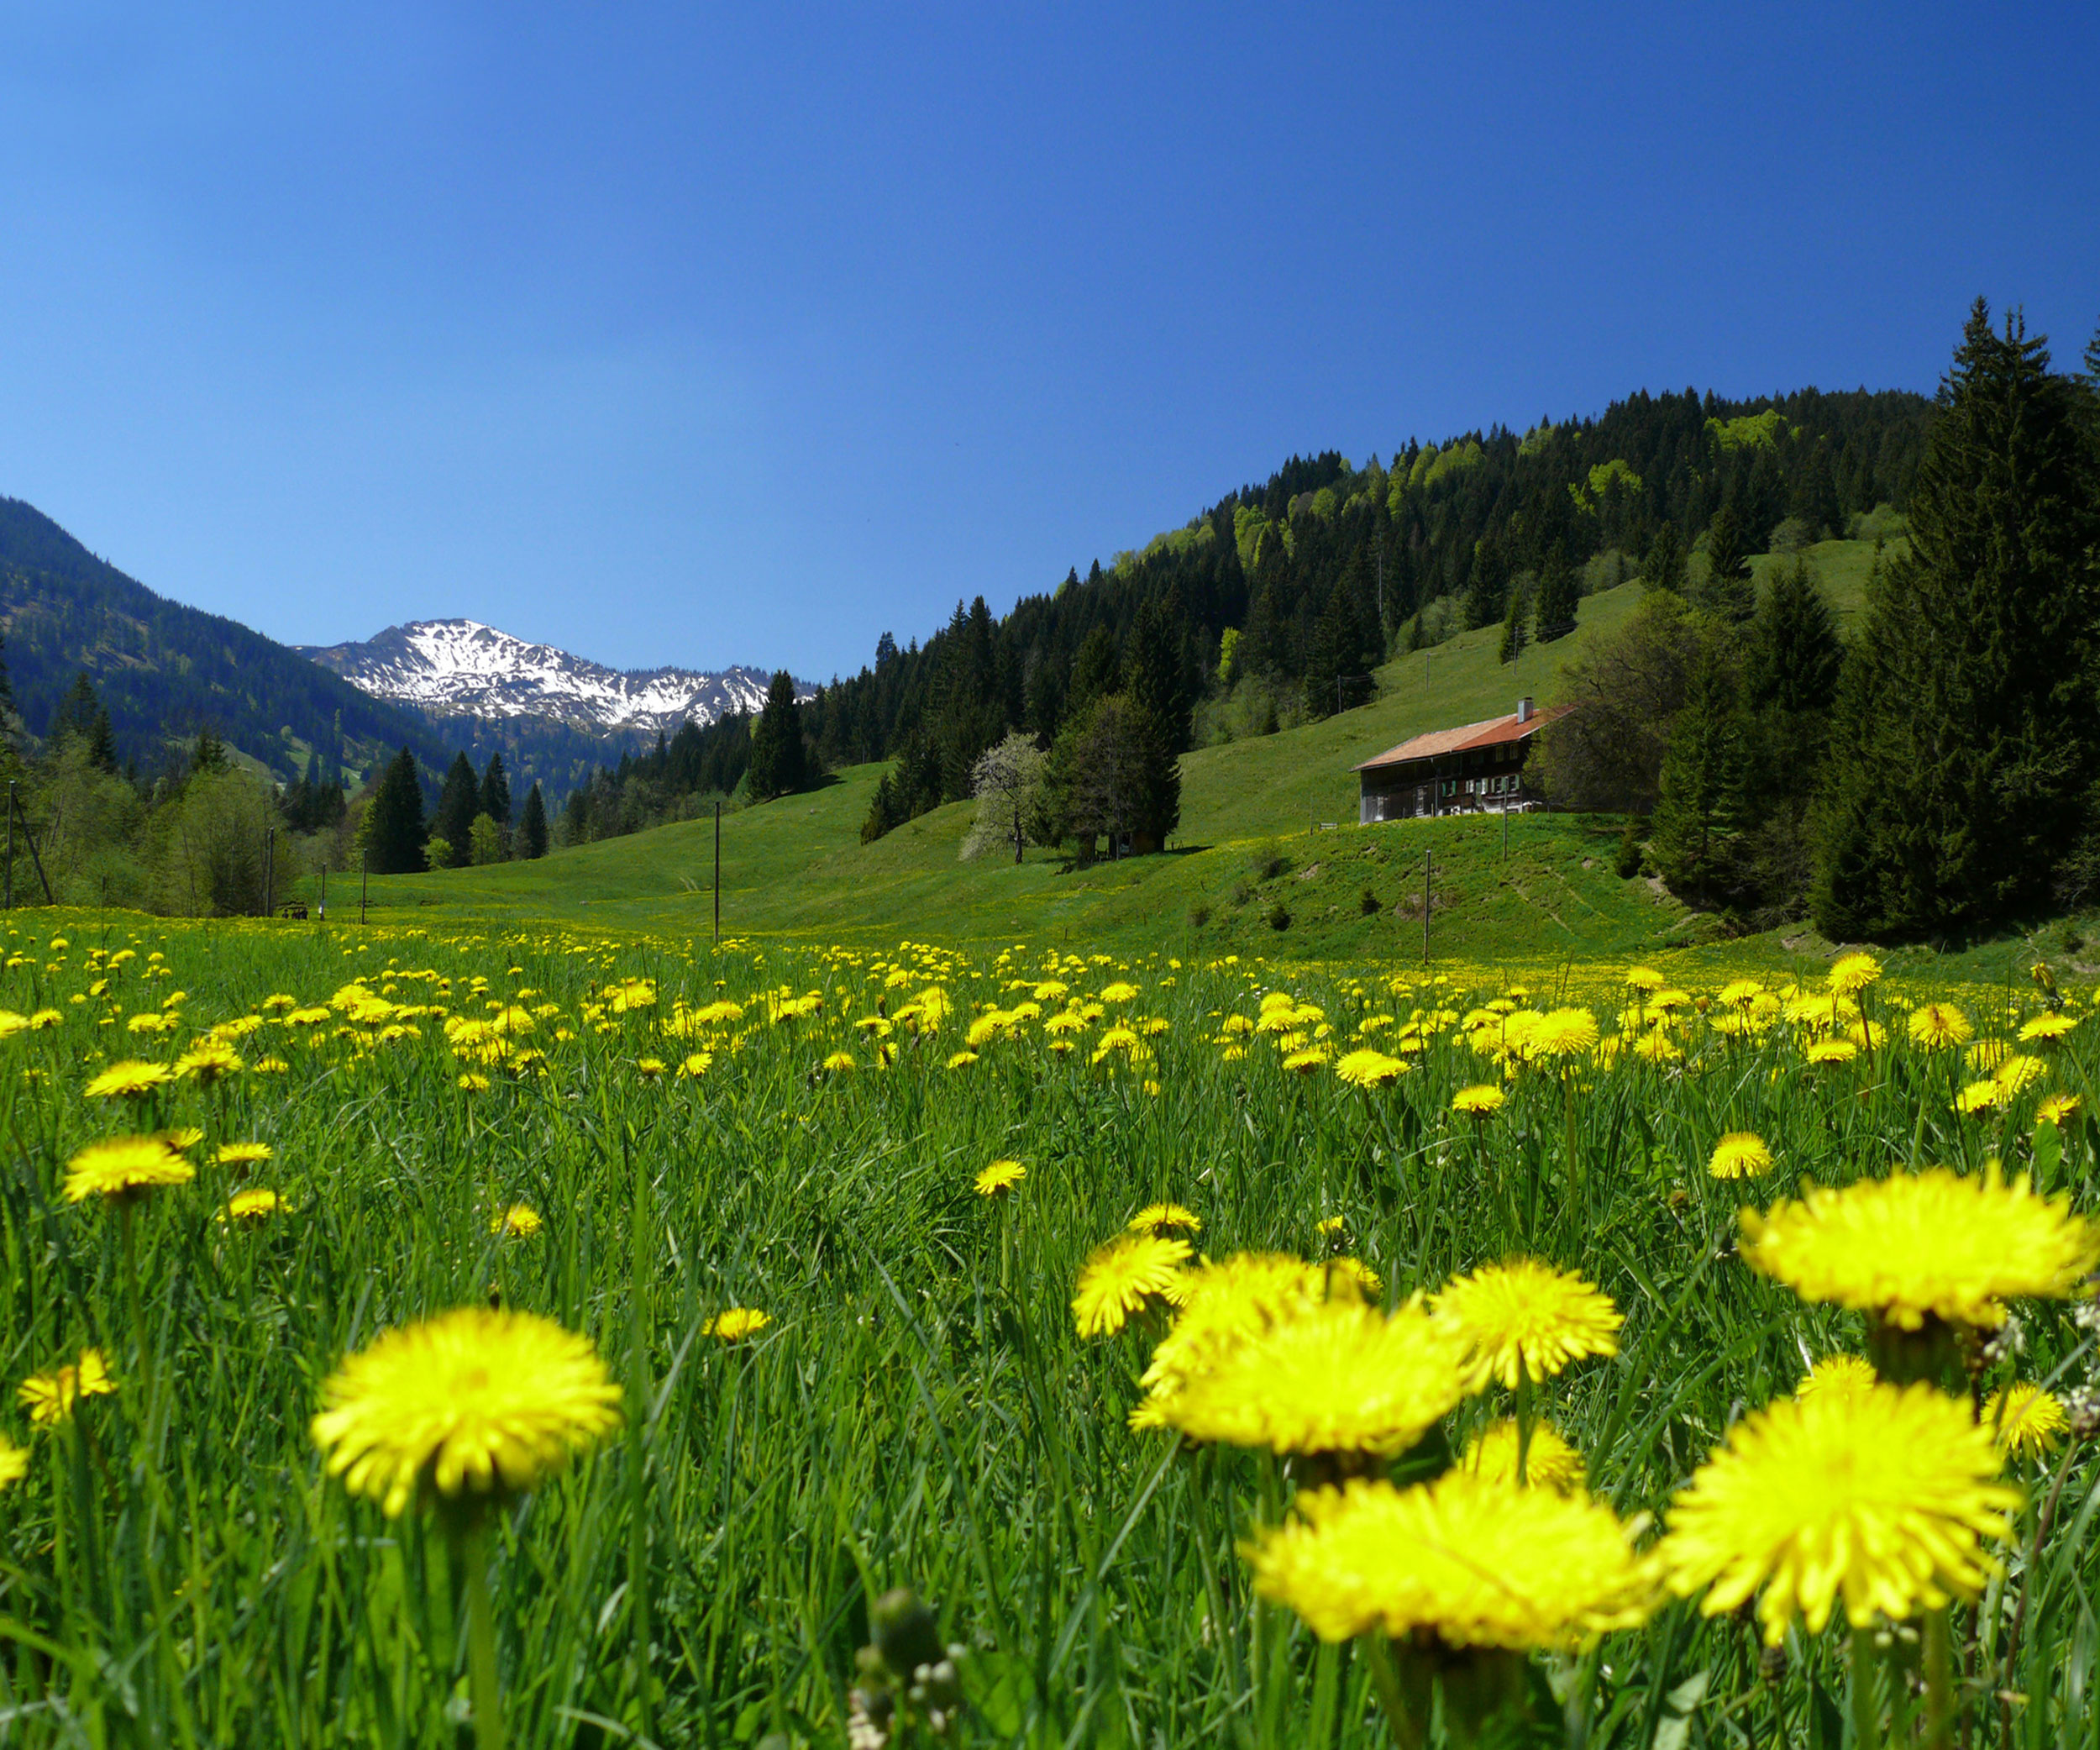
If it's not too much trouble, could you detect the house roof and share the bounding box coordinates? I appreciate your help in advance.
[1352,704,1572,773]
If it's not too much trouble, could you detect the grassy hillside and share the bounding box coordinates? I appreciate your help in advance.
[334,550,1967,982]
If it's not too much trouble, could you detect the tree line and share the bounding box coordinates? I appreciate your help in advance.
[543,382,1930,863]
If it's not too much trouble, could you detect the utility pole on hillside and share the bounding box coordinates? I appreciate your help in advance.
[1421,849,1431,967]
[713,801,722,946]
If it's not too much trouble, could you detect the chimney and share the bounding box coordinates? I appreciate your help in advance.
[1516,696,1534,723]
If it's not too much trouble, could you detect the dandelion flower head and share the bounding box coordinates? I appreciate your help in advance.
[1662,1380,2017,1644]
[1247,1469,1657,1649]
[1452,1084,1506,1117]
[1986,1382,2066,1459]
[701,1308,770,1342]
[1708,1133,1773,1180]
[1333,1048,1407,1089]
[974,1159,1026,1196]
[1432,1259,1623,1390]
[1461,1417,1587,1495]
[62,1136,194,1203]
[310,1306,622,1517]
[1794,1353,1878,1406]
[83,1059,175,1101]
[1158,1295,1466,1458]
[1827,953,1882,997]
[1908,1003,1972,1049]
[221,1188,286,1224]
[1128,1201,1200,1234]
[0,1437,25,1490]
[1738,1168,2100,1329]
[18,1349,116,1426]
[1072,1232,1192,1337]
[492,1203,543,1238]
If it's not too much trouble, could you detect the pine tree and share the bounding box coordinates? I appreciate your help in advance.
[746,670,807,801]
[1642,523,1686,595]
[363,749,428,875]
[192,728,228,774]
[1813,301,2100,940]
[517,782,549,859]
[1696,507,1755,622]
[480,753,512,828]
[1533,549,1579,643]
[433,753,480,867]
[1122,597,1193,752]
[1497,585,1527,665]
[1462,533,1508,630]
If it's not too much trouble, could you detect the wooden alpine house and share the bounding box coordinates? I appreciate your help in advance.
[1352,697,1572,825]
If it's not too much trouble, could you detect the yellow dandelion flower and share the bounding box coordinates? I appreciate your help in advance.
[701,1308,770,1342]
[1795,1353,1878,1406]
[0,1436,25,1489]
[220,1189,287,1225]
[1450,1082,1508,1119]
[820,1050,854,1074]
[1432,1259,1623,1391]
[1739,1167,2100,1329]
[28,1008,62,1030]
[944,1049,979,1069]
[1624,966,1663,992]
[974,1159,1026,1196]
[2019,1012,2076,1043]
[1827,953,1882,997]
[635,1057,666,1080]
[1460,1417,1587,1494]
[678,1051,713,1078]
[457,1072,491,1093]
[310,1307,622,1517]
[62,1135,194,1203]
[1994,1054,2047,1098]
[1128,1201,1200,1234]
[1098,980,1139,1002]
[254,1055,289,1074]
[1965,1039,2010,1076]
[1635,1027,1683,1064]
[1908,1003,1972,1048]
[1247,1469,1657,1649]
[1333,1048,1407,1089]
[2037,1092,2082,1126]
[1662,1380,2017,1644]
[1708,1132,1773,1180]
[18,1349,116,1426]
[1985,1382,2066,1459]
[1281,1046,1331,1074]
[1953,1079,2003,1115]
[1160,1295,1467,1458]
[82,1059,175,1101]
[491,1203,543,1238]
[1072,1232,1192,1337]
[213,1140,275,1169]
[1532,1007,1600,1059]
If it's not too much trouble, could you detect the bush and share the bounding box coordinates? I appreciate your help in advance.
[1188,902,1211,928]
[1614,817,1646,879]
[1266,901,1291,932]
[1251,841,1289,882]
[1359,886,1380,917]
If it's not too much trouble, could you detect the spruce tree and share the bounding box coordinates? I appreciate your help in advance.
[1642,523,1686,595]
[480,753,512,828]
[1122,597,1193,751]
[517,782,549,859]
[746,670,806,801]
[85,707,118,774]
[1696,507,1756,623]
[1533,549,1579,643]
[1462,533,1508,630]
[1650,647,1747,907]
[192,728,228,774]
[363,749,427,875]
[434,753,480,867]
[1497,584,1527,665]
[1813,301,2100,940]
[1743,560,1842,714]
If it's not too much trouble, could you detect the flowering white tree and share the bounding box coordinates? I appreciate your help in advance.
[961,732,1047,864]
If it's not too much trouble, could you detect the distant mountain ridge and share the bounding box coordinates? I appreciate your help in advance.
[299,619,806,737]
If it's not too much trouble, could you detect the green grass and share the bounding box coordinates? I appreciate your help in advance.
[1,913,2095,1747]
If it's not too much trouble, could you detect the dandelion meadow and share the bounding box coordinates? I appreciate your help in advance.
[3,911,2099,1747]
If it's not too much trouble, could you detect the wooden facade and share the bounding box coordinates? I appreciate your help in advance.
[1352,699,1571,825]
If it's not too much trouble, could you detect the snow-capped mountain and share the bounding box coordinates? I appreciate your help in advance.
[298,619,805,737]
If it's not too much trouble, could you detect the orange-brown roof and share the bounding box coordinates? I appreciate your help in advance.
[1352,704,1572,773]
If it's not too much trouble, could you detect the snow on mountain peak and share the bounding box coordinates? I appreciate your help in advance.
[297,618,805,737]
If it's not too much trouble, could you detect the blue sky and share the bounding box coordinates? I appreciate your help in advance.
[1,3,2094,680]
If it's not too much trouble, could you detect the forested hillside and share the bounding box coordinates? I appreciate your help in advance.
[0,497,633,801]
[576,383,1929,842]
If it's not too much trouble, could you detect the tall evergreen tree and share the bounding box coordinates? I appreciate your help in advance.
[192,728,228,775]
[1462,533,1508,630]
[1497,582,1528,666]
[1122,597,1193,752]
[480,753,512,828]
[433,753,480,867]
[1814,302,2100,939]
[517,782,549,859]
[1650,647,1747,907]
[745,670,807,801]
[1642,522,1687,595]
[1532,548,1579,643]
[363,749,428,875]
[1696,507,1756,622]
[1743,560,1843,714]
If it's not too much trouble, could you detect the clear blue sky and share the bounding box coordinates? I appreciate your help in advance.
[1,3,2094,681]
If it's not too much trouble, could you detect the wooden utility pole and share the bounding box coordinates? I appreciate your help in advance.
[1421,849,1431,966]
[712,801,722,945]
[360,849,369,925]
